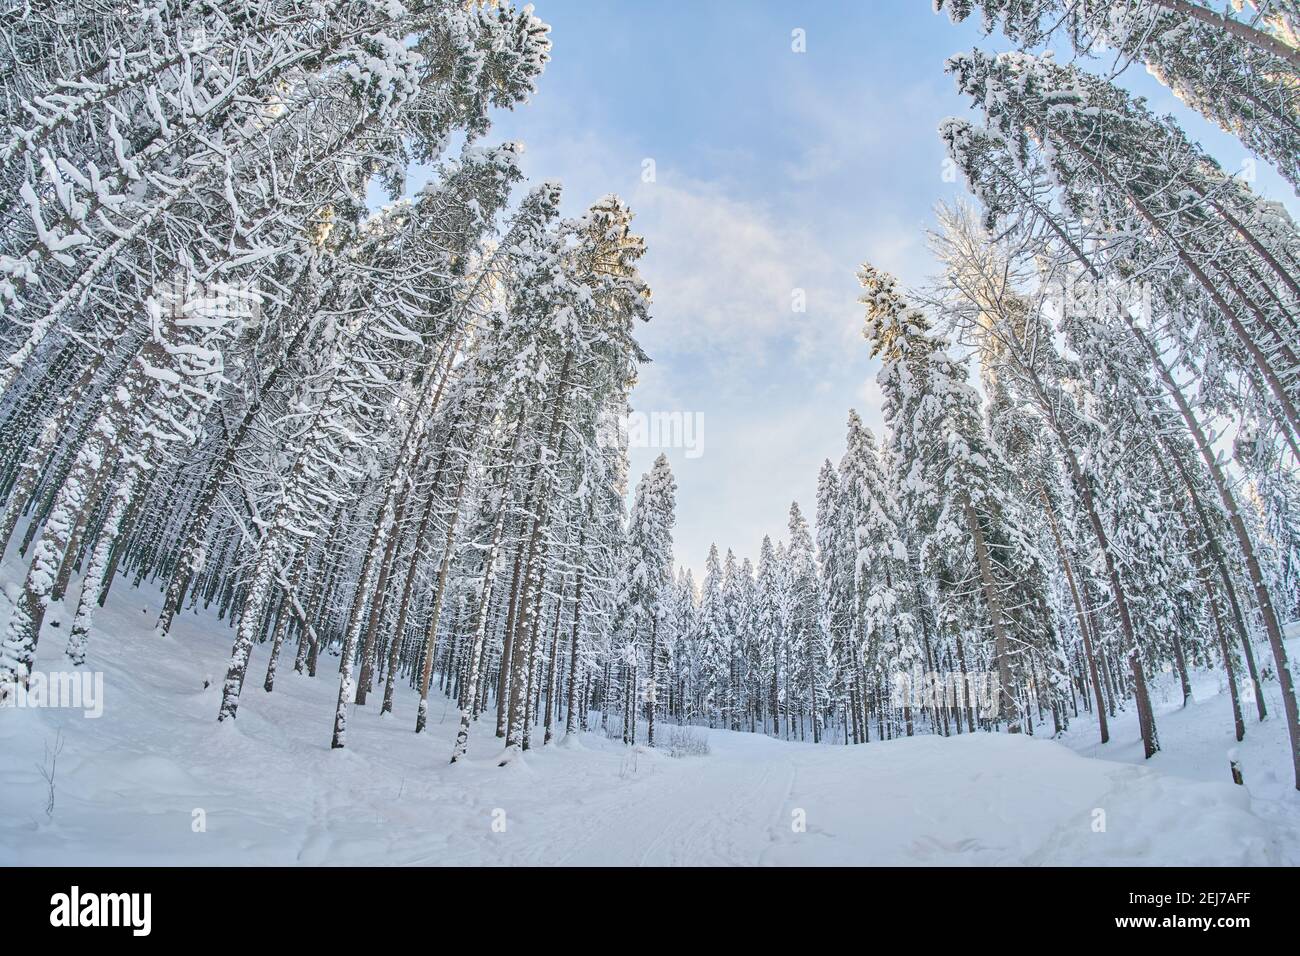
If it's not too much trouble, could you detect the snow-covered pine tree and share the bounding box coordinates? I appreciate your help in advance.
[735,557,761,732]
[815,460,856,740]
[785,502,821,742]
[0,1,553,695]
[496,195,651,760]
[754,534,782,735]
[619,454,677,747]
[860,263,1027,734]
[837,410,917,741]
[665,568,701,725]
[720,548,744,731]
[934,0,1300,188]
[927,202,1167,750]
[941,72,1300,784]
[946,50,1300,455]
[698,543,726,729]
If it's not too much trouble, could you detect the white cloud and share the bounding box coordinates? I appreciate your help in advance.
[613,173,921,574]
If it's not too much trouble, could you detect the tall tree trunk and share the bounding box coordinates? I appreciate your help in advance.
[64,461,145,666]
[355,491,411,706]
[992,160,1293,782]
[543,584,564,746]
[495,547,525,738]
[1129,651,1160,759]
[1041,488,1108,743]
[564,524,587,737]
[964,501,1019,732]
[503,353,573,754]
[647,616,658,747]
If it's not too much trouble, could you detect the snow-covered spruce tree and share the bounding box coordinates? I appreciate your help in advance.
[589,481,630,738]
[1057,278,1271,733]
[785,502,821,742]
[927,203,1168,750]
[720,548,744,731]
[815,460,857,740]
[941,100,1300,784]
[1,1,550,392]
[697,543,726,728]
[494,195,650,762]
[860,264,1030,734]
[735,556,762,732]
[0,1,552,691]
[754,534,782,735]
[946,50,1300,456]
[664,567,701,725]
[213,143,529,725]
[772,539,796,735]
[837,410,917,740]
[934,0,1300,188]
[616,454,677,747]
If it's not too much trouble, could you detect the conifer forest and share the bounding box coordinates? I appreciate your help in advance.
[1,0,1299,880]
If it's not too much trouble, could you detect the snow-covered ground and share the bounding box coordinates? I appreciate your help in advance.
[2,567,1297,865]
[1052,632,1300,862]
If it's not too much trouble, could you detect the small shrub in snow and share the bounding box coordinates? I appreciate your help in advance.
[667,725,710,758]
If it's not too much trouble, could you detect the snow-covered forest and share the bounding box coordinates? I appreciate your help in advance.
[1,0,1299,869]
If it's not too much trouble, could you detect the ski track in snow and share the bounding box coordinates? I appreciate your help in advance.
[1,566,1298,866]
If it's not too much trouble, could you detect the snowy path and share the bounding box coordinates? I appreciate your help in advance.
[533,737,799,866]
[1,577,1296,865]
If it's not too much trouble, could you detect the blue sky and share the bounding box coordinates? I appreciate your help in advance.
[408,0,1299,578]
